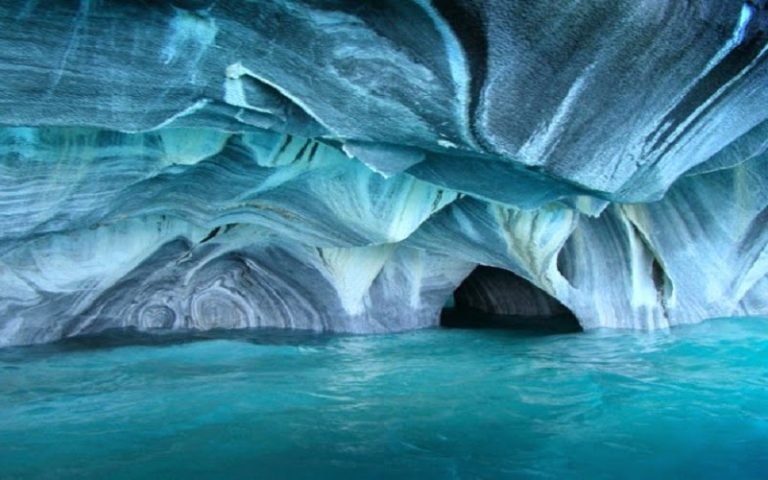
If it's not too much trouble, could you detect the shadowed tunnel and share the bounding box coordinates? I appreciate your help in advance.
[441,266,582,333]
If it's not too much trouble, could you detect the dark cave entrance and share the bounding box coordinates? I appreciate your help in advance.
[441,266,582,333]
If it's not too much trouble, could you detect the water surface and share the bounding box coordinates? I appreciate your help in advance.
[1,318,767,479]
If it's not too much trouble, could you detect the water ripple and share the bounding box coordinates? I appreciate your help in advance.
[1,317,767,479]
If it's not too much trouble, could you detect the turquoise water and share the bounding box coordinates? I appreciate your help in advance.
[1,318,767,479]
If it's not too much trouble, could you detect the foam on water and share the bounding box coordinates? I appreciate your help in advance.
[1,318,767,479]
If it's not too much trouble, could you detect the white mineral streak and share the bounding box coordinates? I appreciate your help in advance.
[319,244,396,315]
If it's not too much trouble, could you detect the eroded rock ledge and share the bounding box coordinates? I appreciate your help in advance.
[1,0,766,345]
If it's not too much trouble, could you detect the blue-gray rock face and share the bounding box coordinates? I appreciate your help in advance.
[0,0,766,345]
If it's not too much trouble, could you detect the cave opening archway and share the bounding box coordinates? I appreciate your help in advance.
[441,266,582,333]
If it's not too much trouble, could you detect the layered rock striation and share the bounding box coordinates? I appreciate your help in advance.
[0,0,766,345]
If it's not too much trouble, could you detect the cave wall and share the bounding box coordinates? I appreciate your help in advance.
[0,0,766,345]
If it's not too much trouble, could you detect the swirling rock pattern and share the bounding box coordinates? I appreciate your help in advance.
[0,0,766,345]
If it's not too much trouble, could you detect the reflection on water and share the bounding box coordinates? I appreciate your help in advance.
[1,318,767,479]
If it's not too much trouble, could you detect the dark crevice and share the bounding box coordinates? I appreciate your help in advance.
[276,134,293,156]
[625,214,673,319]
[200,222,239,246]
[646,4,768,159]
[431,0,490,151]
[651,258,665,295]
[294,139,311,162]
[441,266,582,333]
[307,142,320,162]
[200,226,221,244]
[556,240,575,287]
